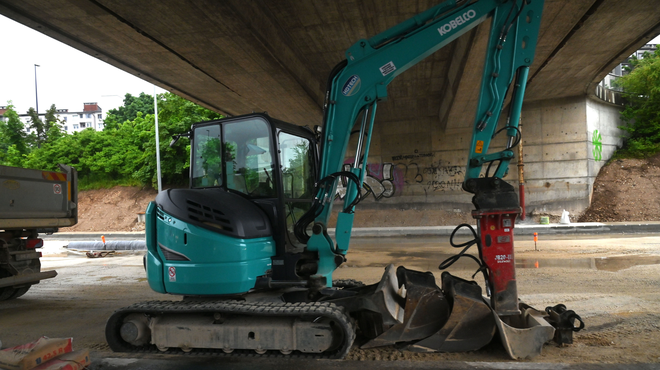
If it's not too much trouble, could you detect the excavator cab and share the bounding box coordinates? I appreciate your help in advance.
[144,113,318,296]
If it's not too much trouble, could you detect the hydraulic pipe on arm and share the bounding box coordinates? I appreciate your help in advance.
[518,121,526,220]
[302,0,545,286]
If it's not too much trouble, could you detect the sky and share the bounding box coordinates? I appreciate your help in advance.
[0,15,165,115]
[1,14,659,116]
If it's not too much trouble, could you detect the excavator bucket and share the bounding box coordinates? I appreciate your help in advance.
[337,267,554,359]
[332,264,407,339]
[407,272,496,353]
[361,266,450,348]
[492,303,555,360]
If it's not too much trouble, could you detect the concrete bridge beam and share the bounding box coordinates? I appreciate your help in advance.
[0,0,656,221]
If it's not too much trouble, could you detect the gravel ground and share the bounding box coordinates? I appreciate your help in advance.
[0,235,659,365]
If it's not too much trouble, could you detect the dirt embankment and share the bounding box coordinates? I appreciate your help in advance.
[62,187,157,232]
[64,153,660,232]
[579,153,660,222]
[64,186,476,232]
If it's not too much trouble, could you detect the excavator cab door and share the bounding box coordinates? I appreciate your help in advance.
[277,130,317,253]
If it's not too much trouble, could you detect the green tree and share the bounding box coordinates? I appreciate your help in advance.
[25,104,62,147]
[26,107,45,147]
[613,49,660,157]
[24,132,84,173]
[3,145,25,167]
[0,103,28,165]
[21,92,222,189]
[134,93,223,187]
[103,92,154,130]
[44,104,63,142]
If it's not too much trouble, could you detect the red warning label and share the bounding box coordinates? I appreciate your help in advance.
[168,266,176,282]
[53,184,62,194]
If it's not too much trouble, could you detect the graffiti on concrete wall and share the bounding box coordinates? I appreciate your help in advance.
[392,158,464,193]
[335,162,403,201]
[335,152,469,200]
[393,162,424,185]
[421,161,464,192]
[592,130,602,161]
[391,152,433,161]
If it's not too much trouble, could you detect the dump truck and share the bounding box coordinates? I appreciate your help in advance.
[0,164,77,300]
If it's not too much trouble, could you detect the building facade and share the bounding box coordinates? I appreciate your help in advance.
[600,43,657,90]
[0,102,104,133]
[52,102,105,133]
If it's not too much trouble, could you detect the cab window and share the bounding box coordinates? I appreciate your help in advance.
[279,132,314,200]
[224,118,276,197]
[279,131,315,249]
[191,124,222,188]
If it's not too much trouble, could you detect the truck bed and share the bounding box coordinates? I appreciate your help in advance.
[0,165,77,230]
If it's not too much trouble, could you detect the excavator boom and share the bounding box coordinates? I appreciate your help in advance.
[305,0,544,287]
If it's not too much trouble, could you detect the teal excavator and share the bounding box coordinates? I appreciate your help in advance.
[106,0,583,360]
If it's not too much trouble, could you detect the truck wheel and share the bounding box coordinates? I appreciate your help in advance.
[0,287,16,301]
[9,286,30,299]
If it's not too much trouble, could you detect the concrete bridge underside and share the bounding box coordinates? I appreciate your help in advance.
[2,0,659,220]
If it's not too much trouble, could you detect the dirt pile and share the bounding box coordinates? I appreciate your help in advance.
[64,153,660,232]
[62,186,157,232]
[579,153,660,222]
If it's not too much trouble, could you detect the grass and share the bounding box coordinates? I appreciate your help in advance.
[77,175,144,191]
[609,146,660,162]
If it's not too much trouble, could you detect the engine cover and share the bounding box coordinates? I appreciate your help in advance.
[156,188,272,239]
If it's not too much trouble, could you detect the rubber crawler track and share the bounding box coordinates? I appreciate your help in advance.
[105,300,355,359]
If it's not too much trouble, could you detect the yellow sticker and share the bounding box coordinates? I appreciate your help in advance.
[475,140,484,154]
[2,180,20,190]
[490,225,495,231]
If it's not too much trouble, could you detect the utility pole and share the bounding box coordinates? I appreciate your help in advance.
[154,85,162,193]
[34,64,40,113]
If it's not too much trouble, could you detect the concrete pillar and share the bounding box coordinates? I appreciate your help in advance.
[337,95,623,223]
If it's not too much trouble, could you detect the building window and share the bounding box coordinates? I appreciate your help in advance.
[63,117,68,121]
[73,124,79,129]
[86,113,91,118]
[97,114,102,119]
[79,114,83,118]
[64,126,68,131]
[80,122,87,128]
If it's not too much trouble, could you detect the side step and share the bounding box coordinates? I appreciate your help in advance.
[0,270,57,288]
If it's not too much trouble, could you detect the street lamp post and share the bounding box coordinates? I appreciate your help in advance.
[34,64,40,113]
[154,85,162,192]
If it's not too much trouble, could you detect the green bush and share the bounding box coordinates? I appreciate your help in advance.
[613,49,660,158]
[7,93,222,189]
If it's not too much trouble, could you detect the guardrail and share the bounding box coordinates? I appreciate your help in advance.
[595,84,625,105]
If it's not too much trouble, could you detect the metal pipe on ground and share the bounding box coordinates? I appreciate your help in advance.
[67,241,146,251]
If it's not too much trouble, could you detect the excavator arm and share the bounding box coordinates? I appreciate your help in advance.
[304,0,544,285]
